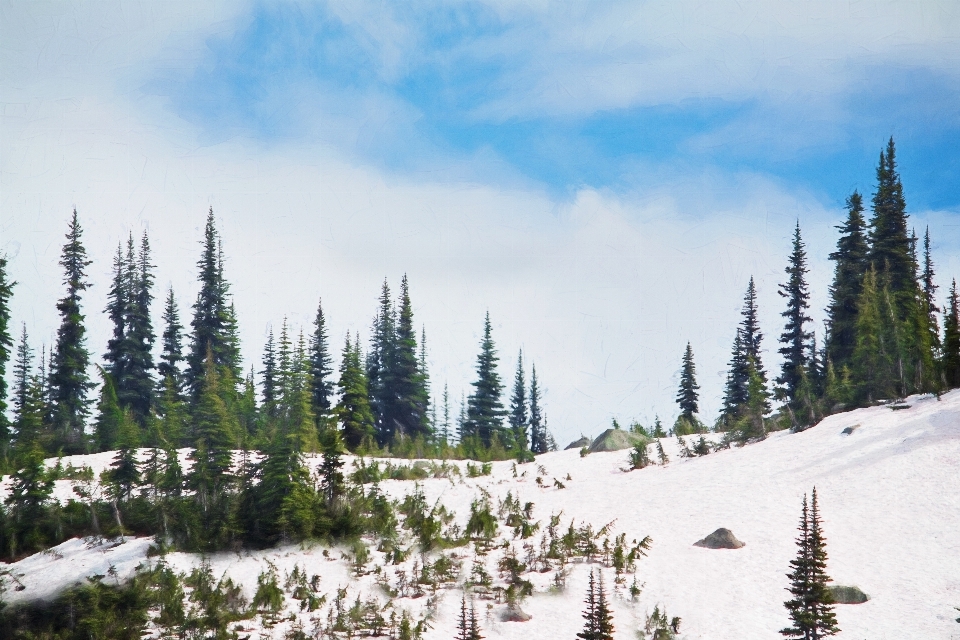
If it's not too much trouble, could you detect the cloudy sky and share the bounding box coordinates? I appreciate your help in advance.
[3,1,960,444]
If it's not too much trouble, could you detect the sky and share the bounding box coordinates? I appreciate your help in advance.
[3,1,960,445]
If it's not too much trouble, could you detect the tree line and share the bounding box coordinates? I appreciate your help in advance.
[665,138,960,440]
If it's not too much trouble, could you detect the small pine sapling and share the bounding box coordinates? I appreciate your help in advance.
[628,441,652,470]
[656,440,669,465]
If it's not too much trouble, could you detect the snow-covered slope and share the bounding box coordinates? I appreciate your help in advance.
[3,391,959,638]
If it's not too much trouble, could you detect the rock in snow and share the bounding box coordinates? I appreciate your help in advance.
[588,428,647,452]
[828,585,870,604]
[693,528,745,549]
[564,436,591,450]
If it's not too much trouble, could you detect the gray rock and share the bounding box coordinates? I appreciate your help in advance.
[828,585,869,604]
[565,436,591,450]
[589,428,649,452]
[501,605,532,622]
[841,424,860,435]
[693,528,745,549]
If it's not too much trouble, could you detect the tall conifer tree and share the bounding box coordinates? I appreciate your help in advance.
[309,298,334,421]
[261,327,278,415]
[367,280,396,445]
[943,280,960,388]
[826,192,870,371]
[186,208,239,398]
[336,333,375,450]
[778,223,813,408]
[508,351,528,451]
[0,256,14,464]
[465,312,506,446]
[392,275,429,441]
[49,209,94,454]
[676,342,700,421]
[529,364,546,454]
[158,287,185,398]
[869,138,914,311]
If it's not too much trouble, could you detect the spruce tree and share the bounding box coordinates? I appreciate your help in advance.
[336,333,375,450]
[367,280,396,445]
[676,342,700,421]
[508,351,528,451]
[0,255,13,464]
[720,330,749,428]
[943,280,960,388]
[392,275,430,441]
[13,325,32,437]
[104,243,129,402]
[93,366,124,452]
[261,327,278,415]
[826,191,870,371]
[440,382,451,443]
[528,364,546,454]
[852,268,896,402]
[578,569,614,640]
[868,138,914,313]
[309,298,335,422]
[4,440,54,558]
[777,223,813,409]
[781,488,839,639]
[186,208,239,398]
[49,209,94,454]
[921,227,941,353]
[465,312,507,447]
[158,287,185,399]
[122,231,156,423]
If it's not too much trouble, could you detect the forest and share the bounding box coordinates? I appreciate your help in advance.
[0,137,958,638]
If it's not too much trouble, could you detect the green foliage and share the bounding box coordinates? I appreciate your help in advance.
[676,342,700,420]
[577,569,614,640]
[49,209,94,455]
[642,605,682,640]
[0,255,14,468]
[826,191,870,374]
[628,441,651,470]
[508,350,529,452]
[777,223,813,408]
[252,563,285,618]
[337,333,375,450]
[945,280,960,388]
[464,313,507,447]
[399,484,454,551]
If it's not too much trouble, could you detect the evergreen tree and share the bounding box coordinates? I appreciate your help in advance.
[261,327,278,415]
[336,333,375,450]
[777,223,813,408]
[319,426,345,505]
[465,313,507,447]
[104,242,130,403]
[158,287,185,399]
[722,278,770,427]
[456,595,483,640]
[186,351,237,546]
[944,280,960,388]
[781,488,840,639]
[0,256,15,465]
[508,351,528,451]
[577,569,614,640]
[4,441,54,558]
[852,268,896,402]
[392,275,430,441]
[921,227,941,354]
[720,330,749,427]
[122,231,156,424]
[309,298,335,421]
[826,192,870,370]
[868,138,915,313]
[440,382,451,443]
[367,280,396,445]
[49,209,94,454]
[12,325,32,435]
[528,364,545,454]
[186,208,239,398]
[93,366,124,452]
[676,342,700,421]
[107,409,141,503]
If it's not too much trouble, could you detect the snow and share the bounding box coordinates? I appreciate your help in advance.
[2,391,959,638]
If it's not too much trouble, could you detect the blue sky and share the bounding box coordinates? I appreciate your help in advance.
[159,1,960,208]
[4,0,960,441]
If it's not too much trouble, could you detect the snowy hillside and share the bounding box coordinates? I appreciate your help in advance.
[3,391,959,638]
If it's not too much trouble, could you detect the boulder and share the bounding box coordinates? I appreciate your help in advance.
[501,604,532,622]
[565,436,591,450]
[841,424,860,435]
[589,429,648,452]
[693,528,745,549]
[828,585,869,604]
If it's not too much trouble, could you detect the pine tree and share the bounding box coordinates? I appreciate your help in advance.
[103,242,129,403]
[722,278,770,427]
[921,227,941,354]
[778,223,813,409]
[440,382,451,443]
[309,298,335,422]
[826,191,870,371]
[0,256,15,466]
[122,231,156,424]
[336,333,375,450]
[944,280,960,388]
[319,426,345,505]
[465,312,507,447]
[107,409,141,503]
[781,488,839,639]
[720,330,749,428]
[4,440,54,558]
[367,279,396,445]
[261,327,278,415]
[49,209,94,454]
[869,139,914,313]
[391,275,429,441]
[508,351,528,451]
[578,569,614,640]
[456,595,484,640]
[528,364,546,454]
[185,208,239,398]
[186,351,237,541]
[158,287,185,399]
[852,268,896,403]
[12,325,32,436]
[93,366,124,452]
[676,342,700,421]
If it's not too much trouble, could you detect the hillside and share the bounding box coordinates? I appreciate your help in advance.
[2,391,959,638]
